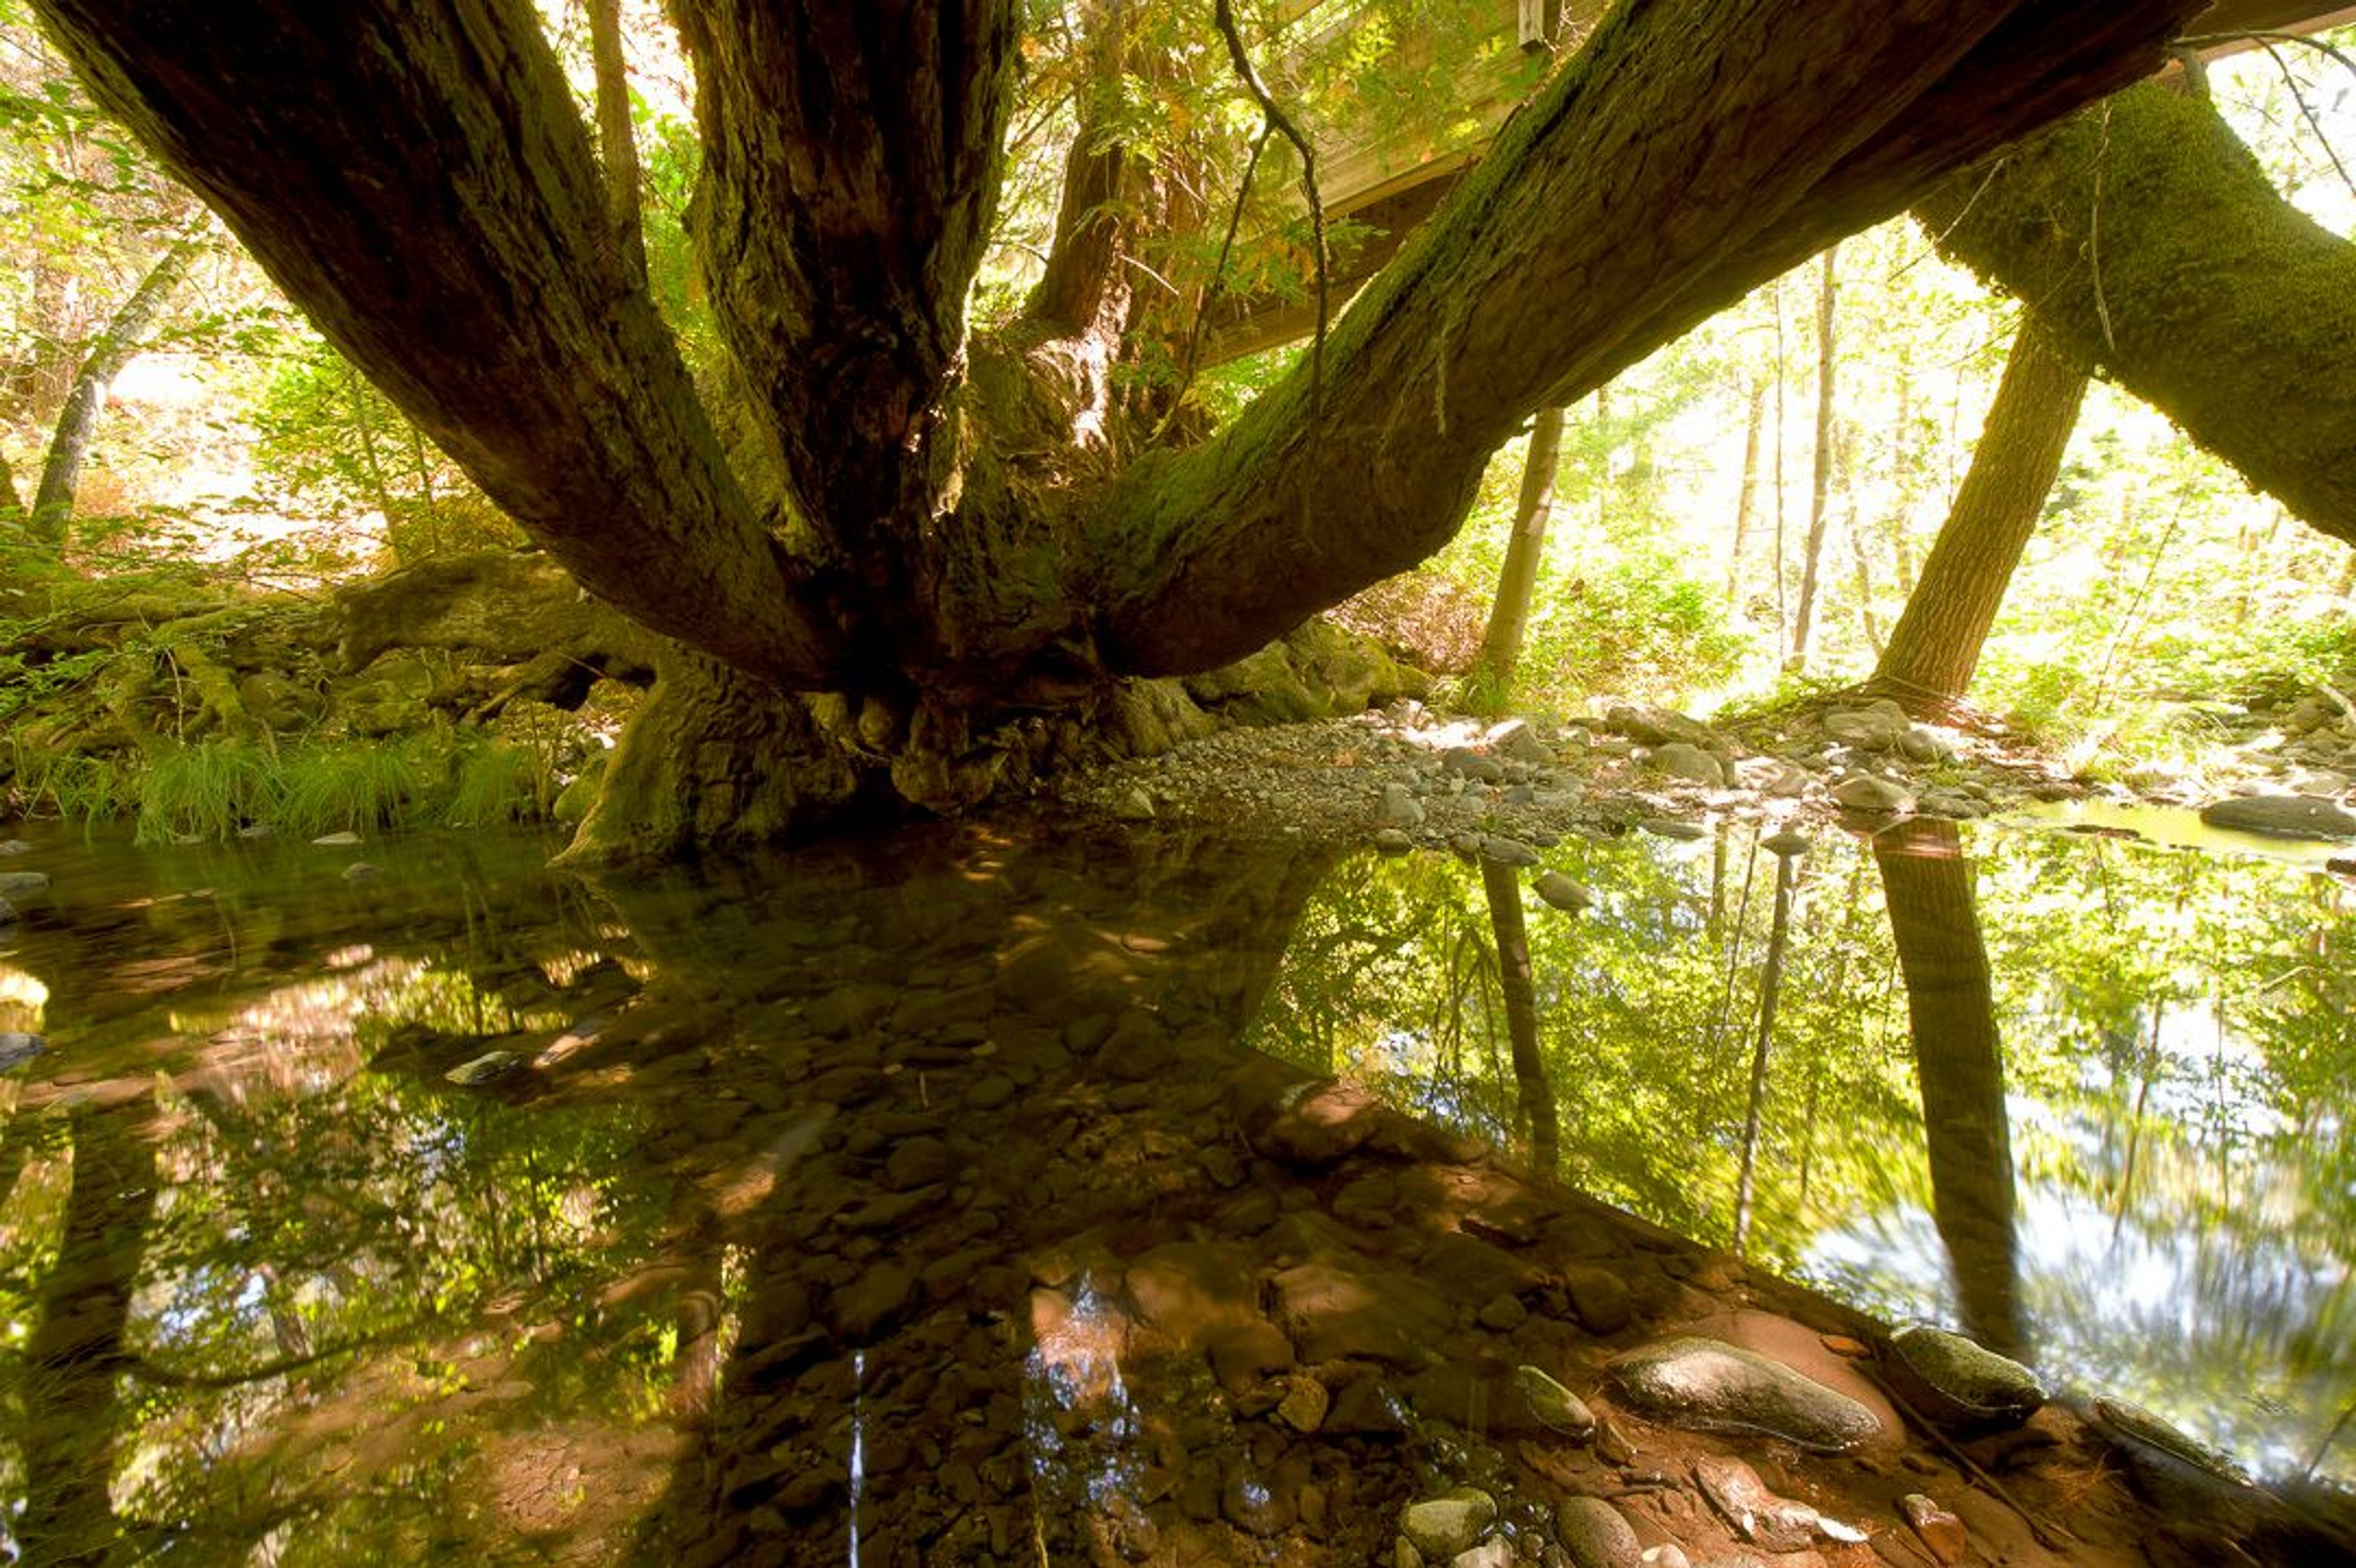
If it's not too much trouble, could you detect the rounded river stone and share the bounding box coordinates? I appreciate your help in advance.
[1553,1496,1642,1568]
[2199,794,2356,841]
[1888,1323,2045,1425]
[1609,1335,1882,1453]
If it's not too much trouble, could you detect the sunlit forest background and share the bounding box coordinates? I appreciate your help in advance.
[3,0,2352,787]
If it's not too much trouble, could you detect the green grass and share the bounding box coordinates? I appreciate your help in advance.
[134,739,278,845]
[274,738,431,839]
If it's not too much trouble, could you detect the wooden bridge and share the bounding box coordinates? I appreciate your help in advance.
[1201,0,2356,365]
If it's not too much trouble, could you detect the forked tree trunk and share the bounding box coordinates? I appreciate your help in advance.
[1466,402,1568,712]
[1919,79,2356,547]
[1870,315,2089,712]
[29,0,2209,851]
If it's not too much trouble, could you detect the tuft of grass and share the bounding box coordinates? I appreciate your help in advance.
[134,740,278,845]
[442,737,546,827]
[275,738,432,839]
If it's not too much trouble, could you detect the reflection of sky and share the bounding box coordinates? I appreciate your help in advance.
[1808,1160,2355,1483]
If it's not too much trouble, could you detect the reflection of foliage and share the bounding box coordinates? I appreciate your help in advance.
[1257,821,2356,1483]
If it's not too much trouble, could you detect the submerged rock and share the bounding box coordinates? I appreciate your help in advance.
[1479,836,1541,867]
[2198,793,2356,840]
[1693,1454,1863,1550]
[0,870,49,896]
[2093,1396,2251,1484]
[1512,1365,1596,1439]
[1610,1335,1882,1452]
[1638,818,1707,842]
[1398,1488,1496,1560]
[0,1032,46,1072]
[445,1050,526,1085]
[1887,1323,2046,1426]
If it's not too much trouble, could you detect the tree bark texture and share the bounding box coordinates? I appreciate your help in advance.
[28,231,204,553]
[1919,80,2356,545]
[1468,402,1567,710]
[1873,818,2026,1359]
[1872,315,2089,710]
[33,0,845,688]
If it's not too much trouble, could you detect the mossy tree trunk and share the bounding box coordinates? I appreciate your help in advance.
[1918,79,2356,544]
[31,0,2209,851]
[1869,315,2090,713]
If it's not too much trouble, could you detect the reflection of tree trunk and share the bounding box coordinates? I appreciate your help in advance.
[1480,860,1558,1170]
[1873,818,2025,1358]
[18,1096,161,1566]
[1732,853,1798,1255]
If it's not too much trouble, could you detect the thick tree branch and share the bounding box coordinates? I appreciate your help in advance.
[1920,81,2356,544]
[31,0,845,688]
[671,0,1018,567]
[1097,0,2204,675]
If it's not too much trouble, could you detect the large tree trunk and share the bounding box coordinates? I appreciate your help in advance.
[1918,79,2356,545]
[30,0,2208,850]
[1871,314,2090,712]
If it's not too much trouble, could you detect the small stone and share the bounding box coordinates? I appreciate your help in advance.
[1512,1366,1596,1439]
[1761,829,1811,858]
[1490,720,1552,765]
[1450,1540,1514,1568]
[1111,786,1157,821]
[1648,742,1727,786]
[1553,1496,1642,1568]
[1443,748,1506,783]
[0,1032,46,1072]
[1400,1489,1497,1560]
[1638,818,1707,841]
[1381,782,1427,829]
[1533,871,1592,912]
[1374,828,1415,855]
[884,1136,955,1191]
[2092,1395,2250,1482]
[444,1050,525,1085]
[1900,1494,1968,1564]
[1693,1455,1821,1552]
[1277,1375,1330,1432]
[1480,836,1541,867]
[1831,774,1914,814]
[342,861,382,880]
[1563,1267,1631,1334]
[311,831,362,846]
[1477,1293,1528,1332]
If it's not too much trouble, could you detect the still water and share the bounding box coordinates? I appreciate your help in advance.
[0,810,2349,1563]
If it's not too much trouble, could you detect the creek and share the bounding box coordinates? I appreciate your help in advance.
[0,808,2348,1564]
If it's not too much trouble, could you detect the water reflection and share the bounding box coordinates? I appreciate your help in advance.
[1247,815,2356,1483]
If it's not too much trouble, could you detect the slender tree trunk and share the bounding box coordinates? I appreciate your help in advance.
[1785,245,1839,671]
[585,0,648,292]
[1467,402,1568,711]
[27,231,204,555]
[1725,378,1764,607]
[1873,817,2025,1359]
[1871,315,2089,713]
